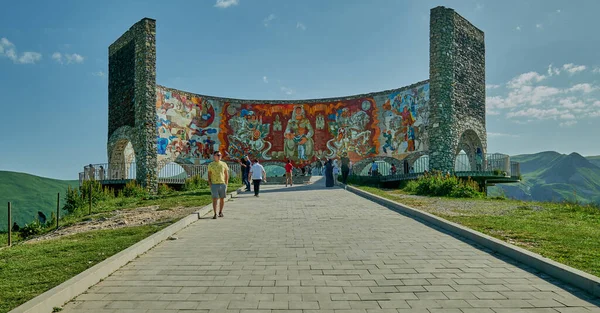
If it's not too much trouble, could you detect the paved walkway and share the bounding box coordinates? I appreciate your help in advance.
[63,177,600,313]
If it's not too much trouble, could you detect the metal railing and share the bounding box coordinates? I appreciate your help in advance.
[79,161,242,186]
[356,153,519,180]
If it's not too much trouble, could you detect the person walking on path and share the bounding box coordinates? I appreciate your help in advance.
[207,151,229,219]
[285,160,294,187]
[240,156,251,191]
[249,159,267,197]
[325,159,334,187]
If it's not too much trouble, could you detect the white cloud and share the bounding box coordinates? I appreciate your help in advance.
[593,67,600,74]
[547,64,560,76]
[560,120,577,127]
[536,24,543,29]
[52,52,62,63]
[486,109,500,116]
[262,76,268,83]
[92,71,106,78]
[0,37,42,64]
[296,22,306,31]
[488,132,520,138]
[563,63,586,74]
[280,86,294,95]
[17,52,42,64]
[568,83,596,93]
[263,14,276,27]
[65,53,84,64]
[475,3,483,11]
[506,71,546,89]
[506,108,569,119]
[52,52,84,64]
[485,84,500,90]
[214,0,238,8]
[556,9,561,13]
[515,26,521,31]
[593,101,600,107]
[559,98,586,109]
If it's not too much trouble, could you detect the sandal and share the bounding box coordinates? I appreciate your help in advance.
[212,215,217,219]
[218,213,224,217]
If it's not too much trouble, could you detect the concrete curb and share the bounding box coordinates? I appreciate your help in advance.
[9,187,243,313]
[342,183,600,298]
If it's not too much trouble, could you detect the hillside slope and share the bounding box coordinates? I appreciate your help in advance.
[587,155,600,168]
[0,171,78,231]
[491,152,600,203]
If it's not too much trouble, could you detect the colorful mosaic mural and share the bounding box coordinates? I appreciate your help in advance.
[155,83,429,167]
[219,99,379,166]
[156,88,221,164]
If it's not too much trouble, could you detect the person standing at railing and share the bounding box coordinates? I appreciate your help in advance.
[391,164,397,175]
[207,151,229,219]
[98,165,105,181]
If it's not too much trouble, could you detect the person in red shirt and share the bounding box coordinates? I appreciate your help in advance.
[285,160,294,187]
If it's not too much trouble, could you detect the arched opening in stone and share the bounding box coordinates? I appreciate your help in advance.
[412,155,430,173]
[358,160,395,176]
[455,129,484,172]
[158,162,187,182]
[264,164,286,177]
[455,150,471,172]
[108,140,136,180]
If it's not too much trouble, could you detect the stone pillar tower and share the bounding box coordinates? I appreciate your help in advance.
[428,7,487,173]
[107,18,158,191]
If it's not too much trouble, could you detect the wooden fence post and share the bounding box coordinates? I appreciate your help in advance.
[7,202,11,247]
[56,193,60,230]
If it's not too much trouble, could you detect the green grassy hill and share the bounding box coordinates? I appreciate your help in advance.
[587,155,600,168]
[491,152,600,203]
[0,171,79,231]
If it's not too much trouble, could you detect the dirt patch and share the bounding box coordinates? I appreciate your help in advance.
[27,205,204,243]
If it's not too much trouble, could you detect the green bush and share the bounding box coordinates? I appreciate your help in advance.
[121,180,148,198]
[344,174,379,186]
[19,220,44,238]
[183,175,209,191]
[229,175,242,185]
[63,186,83,214]
[157,184,173,195]
[404,171,483,198]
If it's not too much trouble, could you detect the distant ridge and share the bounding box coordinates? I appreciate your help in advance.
[491,152,600,203]
[0,171,78,231]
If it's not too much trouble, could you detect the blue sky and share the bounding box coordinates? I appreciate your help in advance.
[1,0,600,180]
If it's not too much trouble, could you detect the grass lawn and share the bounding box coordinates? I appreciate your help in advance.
[0,183,242,248]
[0,223,171,313]
[357,186,600,278]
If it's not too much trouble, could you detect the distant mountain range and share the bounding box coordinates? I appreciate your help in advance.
[0,171,78,232]
[489,152,600,204]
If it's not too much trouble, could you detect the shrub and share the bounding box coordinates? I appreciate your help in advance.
[404,171,483,198]
[229,175,242,185]
[183,175,209,191]
[157,184,173,195]
[121,180,148,198]
[20,220,44,238]
[63,185,83,214]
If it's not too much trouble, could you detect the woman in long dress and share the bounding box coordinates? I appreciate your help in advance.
[325,159,334,187]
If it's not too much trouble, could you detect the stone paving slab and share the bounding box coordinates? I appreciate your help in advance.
[61,177,600,312]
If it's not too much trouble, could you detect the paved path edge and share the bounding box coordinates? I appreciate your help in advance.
[9,187,243,313]
[342,183,600,298]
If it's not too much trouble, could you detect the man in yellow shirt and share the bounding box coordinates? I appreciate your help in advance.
[207,151,229,219]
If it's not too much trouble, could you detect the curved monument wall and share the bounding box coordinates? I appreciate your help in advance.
[156,82,430,167]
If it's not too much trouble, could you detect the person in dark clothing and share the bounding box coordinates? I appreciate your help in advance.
[340,153,350,184]
[325,159,334,187]
[240,156,251,191]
